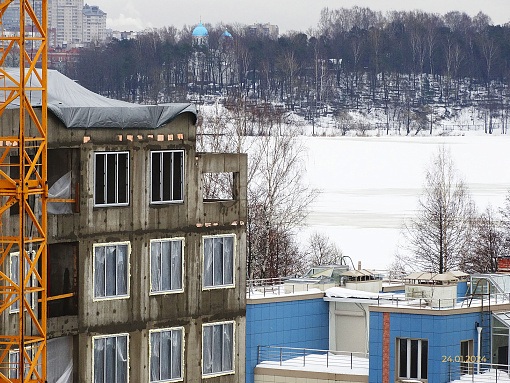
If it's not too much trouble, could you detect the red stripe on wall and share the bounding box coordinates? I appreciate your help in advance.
[383,312,390,383]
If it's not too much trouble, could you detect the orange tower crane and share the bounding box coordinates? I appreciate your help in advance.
[0,0,47,382]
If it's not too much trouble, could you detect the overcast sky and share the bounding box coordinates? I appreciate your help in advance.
[92,0,510,33]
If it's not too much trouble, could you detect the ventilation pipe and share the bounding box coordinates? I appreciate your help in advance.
[477,325,482,374]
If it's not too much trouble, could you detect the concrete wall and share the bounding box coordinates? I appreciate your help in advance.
[369,308,491,383]
[246,294,329,383]
[0,109,249,382]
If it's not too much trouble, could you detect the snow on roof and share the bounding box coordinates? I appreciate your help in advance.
[448,368,510,382]
[1,68,197,129]
[325,286,400,300]
[257,352,368,376]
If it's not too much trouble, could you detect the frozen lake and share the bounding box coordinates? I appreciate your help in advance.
[301,135,510,270]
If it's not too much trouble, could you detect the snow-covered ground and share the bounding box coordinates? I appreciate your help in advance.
[198,103,510,271]
[300,134,510,270]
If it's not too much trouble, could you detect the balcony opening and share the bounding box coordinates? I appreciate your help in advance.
[48,148,79,214]
[48,242,78,317]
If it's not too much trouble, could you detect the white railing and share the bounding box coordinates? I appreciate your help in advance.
[246,277,287,298]
[257,345,368,372]
[376,292,510,310]
[448,361,510,382]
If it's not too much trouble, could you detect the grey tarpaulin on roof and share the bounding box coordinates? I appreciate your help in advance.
[1,68,196,128]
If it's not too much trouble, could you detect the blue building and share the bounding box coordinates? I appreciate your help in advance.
[246,271,510,383]
[246,292,329,383]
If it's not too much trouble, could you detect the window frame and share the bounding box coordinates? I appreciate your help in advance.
[93,242,130,301]
[149,327,185,383]
[8,349,19,379]
[460,339,474,375]
[8,346,38,379]
[94,151,130,207]
[149,238,185,296]
[202,321,235,378]
[202,234,235,290]
[397,337,428,381]
[150,150,184,204]
[92,333,129,383]
[9,251,36,314]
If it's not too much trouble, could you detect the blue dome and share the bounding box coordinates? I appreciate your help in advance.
[222,30,233,38]
[192,23,208,37]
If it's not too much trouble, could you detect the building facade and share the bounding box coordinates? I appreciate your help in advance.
[49,0,84,48]
[48,0,106,48]
[0,71,247,382]
[82,4,106,45]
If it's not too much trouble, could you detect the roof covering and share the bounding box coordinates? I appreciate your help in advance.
[192,23,208,36]
[2,68,197,129]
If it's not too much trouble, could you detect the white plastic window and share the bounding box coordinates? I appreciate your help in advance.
[93,334,128,383]
[8,349,19,379]
[9,346,38,380]
[203,235,234,288]
[150,328,183,382]
[93,243,129,300]
[151,150,184,204]
[397,338,428,380]
[202,322,234,376]
[9,252,19,312]
[150,239,183,294]
[9,251,36,313]
[94,151,129,207]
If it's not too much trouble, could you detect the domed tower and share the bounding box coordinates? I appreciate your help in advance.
[219,29,233,49]
[192,22,209,47]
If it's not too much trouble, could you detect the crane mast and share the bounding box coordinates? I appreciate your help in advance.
[0,0,47,382]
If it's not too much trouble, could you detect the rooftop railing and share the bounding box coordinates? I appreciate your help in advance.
[447,361,510,382]
[246,277,336,298]
[376,291,510,310]
[257,345,369,373]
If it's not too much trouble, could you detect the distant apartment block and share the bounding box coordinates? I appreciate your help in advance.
[1,1,43,32]
[82,4,106,44]
[107,29,139,41]
[47,0,106,48]
[246,23,279,39]
[49,0,84,47]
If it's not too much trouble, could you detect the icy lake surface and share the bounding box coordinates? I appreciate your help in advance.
[301,135,510,270]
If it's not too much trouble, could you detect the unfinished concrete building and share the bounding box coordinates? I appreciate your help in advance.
[0,69,247,382]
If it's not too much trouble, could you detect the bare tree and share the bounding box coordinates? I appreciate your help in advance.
[305,232,342,267]
[462,206,502,273]
[248,123,319,279]
[499,191,510,255]
[401,147,476,273]
[197,99,318,279]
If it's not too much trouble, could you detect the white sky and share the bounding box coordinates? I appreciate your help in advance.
[92,0,510,33]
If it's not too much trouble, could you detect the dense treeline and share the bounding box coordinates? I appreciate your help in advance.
[68,7,510,131]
